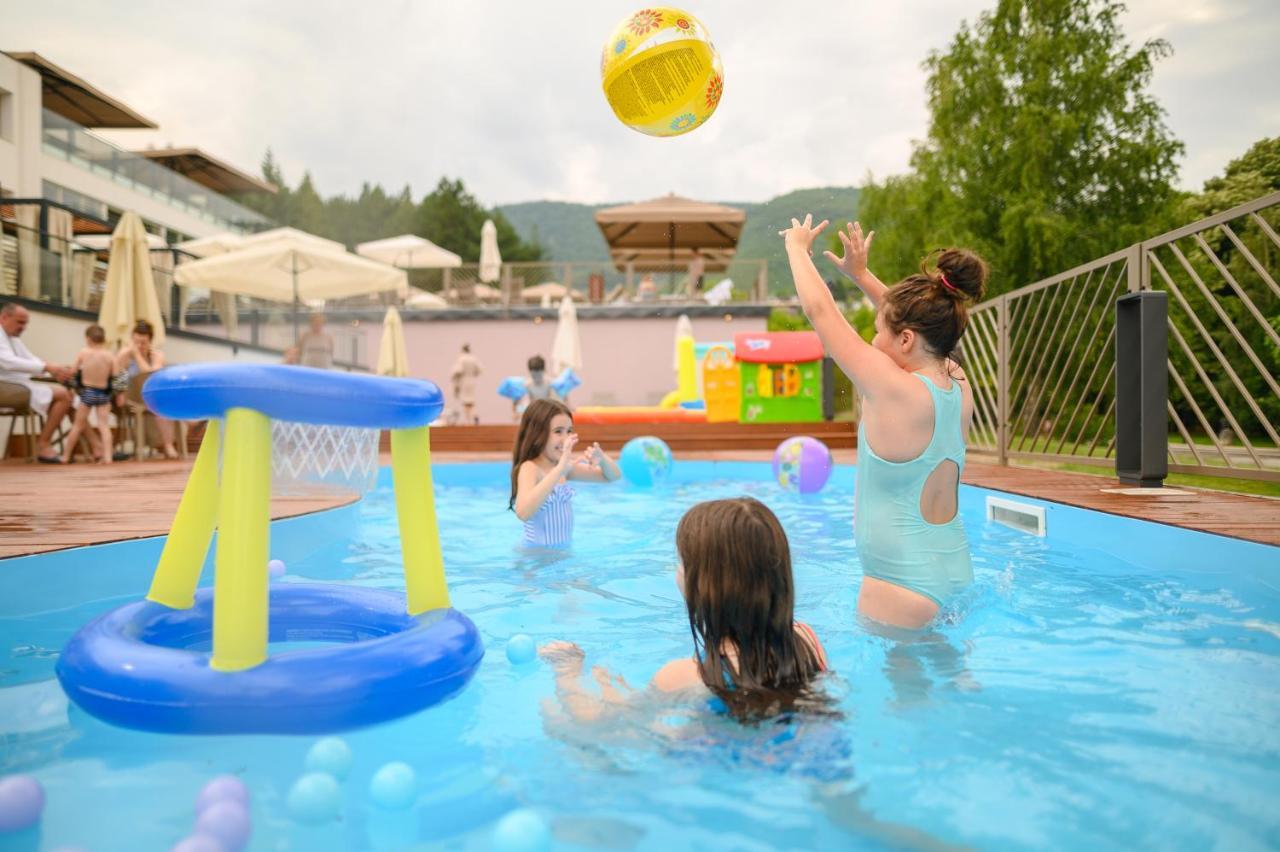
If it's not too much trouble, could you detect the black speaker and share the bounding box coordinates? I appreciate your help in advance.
[1115,291,1168,487]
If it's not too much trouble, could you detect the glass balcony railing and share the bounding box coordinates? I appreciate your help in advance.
[40,109,269,233]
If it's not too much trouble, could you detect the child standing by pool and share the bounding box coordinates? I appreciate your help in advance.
[61,324,116,464]
[510,399,620,547]
[780,216,987,629]
[541,498,829,720]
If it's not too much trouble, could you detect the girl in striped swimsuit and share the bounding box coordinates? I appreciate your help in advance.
[510,399,621,547]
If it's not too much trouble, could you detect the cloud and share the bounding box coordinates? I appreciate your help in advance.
[3,0,1277,204]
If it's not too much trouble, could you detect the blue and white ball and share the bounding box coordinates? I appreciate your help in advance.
[619,436,673,487]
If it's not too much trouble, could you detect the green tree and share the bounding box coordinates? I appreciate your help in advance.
[416,178,542,262]
[859,0,1183,294]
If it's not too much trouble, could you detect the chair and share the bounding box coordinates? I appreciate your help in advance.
[117,372,188,460]
[0,381,39,461]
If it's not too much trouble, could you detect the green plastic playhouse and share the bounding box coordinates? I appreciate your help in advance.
[735,331,824,423]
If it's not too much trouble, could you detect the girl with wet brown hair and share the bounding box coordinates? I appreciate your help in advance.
[781,216,988,629]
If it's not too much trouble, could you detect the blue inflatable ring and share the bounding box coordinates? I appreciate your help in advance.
[143,363,444,428]
[55,584,484,735]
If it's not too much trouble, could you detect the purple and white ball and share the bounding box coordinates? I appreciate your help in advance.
[772,437,833,494]
[0,774,45,832]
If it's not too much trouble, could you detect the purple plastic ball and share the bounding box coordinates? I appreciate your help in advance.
[0,774,45,832]
[772,436,833,494]
[193,800,251,852]
[170,835,225,852]
[267,559,287,578]
[195,775,250,816]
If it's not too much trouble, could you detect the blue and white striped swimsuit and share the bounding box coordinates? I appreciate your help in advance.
[523,482,574,547]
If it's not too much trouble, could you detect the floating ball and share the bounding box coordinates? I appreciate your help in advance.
[170,836,224,852]
[305,738,353,780]
[491,808,551,852]
[506,634,537,665]
[773,436,833,494]
[286,773,341,825]
[619,436,673,487]
[600,7,723,137]
[193,800,251,852]
[267,559,286,578]
[195,775,250,816]
[0,774,44,832]
[368,762,417,810]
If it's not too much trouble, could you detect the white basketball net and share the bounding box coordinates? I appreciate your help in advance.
[271,420,380,496]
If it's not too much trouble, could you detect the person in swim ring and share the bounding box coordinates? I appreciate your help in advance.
[510,399,620,547]
[780,216,988,629]
[541,498,830,721]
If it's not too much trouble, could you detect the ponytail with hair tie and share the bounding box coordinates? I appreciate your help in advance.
[937,272,963,298]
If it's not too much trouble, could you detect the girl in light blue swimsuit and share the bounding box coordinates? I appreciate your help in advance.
[781,216,989,628]
[510,399,621,547]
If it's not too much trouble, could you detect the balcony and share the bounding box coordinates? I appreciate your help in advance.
[40,109,269,233]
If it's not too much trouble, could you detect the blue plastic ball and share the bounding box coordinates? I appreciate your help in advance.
[286,773,341,825]
[618,436,673,487]
[368,762,417,810]
[195,775,250,816]
[193,800,251,852]
[491,808,551,852]
[505,634,537,665]
[304,737,353,780]
[0,774,45,832]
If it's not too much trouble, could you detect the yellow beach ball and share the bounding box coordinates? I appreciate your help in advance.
[600,8,723,137]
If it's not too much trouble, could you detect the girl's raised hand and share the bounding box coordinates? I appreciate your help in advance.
[583,441,605,468]
[778,214,829,255]
[555,433,580,470]
[823,221,875,280]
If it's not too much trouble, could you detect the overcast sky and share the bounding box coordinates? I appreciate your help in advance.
[5,0,1277,206]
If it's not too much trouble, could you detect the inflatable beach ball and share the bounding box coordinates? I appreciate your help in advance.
[773,436,833,494]
[600,8,723,137]
[619,436,673,487]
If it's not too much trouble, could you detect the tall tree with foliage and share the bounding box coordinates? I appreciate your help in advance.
[859,0,1183,294]
[234,154,542,262]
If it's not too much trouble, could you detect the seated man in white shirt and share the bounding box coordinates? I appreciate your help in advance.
[0,303,74,463]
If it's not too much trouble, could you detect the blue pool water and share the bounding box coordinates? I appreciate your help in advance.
[2,462,1278,851]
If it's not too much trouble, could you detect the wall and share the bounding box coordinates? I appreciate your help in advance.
[0,55,42,196]
[356,313,768,423]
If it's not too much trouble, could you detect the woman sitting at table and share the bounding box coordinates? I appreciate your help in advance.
[114,319,178,459]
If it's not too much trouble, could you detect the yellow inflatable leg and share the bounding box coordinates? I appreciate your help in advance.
[676,336,698,402]
[391,425,449,615]
[210,407,271,672]
[147,420,221,609]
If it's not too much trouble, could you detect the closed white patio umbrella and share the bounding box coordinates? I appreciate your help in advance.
[551,295,583,377]
[376,306,410,377]
[479,219,501,284]
[99,211,165,347]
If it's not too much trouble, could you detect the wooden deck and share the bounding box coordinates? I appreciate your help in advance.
[2,446,1277,559]
[0,459,358,559]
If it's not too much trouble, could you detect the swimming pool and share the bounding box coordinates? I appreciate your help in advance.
[2,461,1278,850]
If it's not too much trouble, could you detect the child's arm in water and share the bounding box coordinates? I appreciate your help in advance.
[823,221,889,308]
[513,434,579,521]
[567,442,621,484]
[540,642,701,723]
[781,214,907,401]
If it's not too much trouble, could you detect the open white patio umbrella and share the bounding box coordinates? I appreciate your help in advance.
[479,219,501,284]
[240,227,346,254]
[174,235,407,339]
[356,234,461,270]
[99,211,165,347]
[405,288,448,309]
[173,233,245,336]
[521,282,570,303]
[376,306,410,377]
[551,295,583,377]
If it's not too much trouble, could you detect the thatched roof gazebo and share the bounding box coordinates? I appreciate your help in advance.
[594,194,746,274]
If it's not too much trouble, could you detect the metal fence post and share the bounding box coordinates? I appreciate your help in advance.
[997,295,1009,466]
[1114,290,1168,486]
